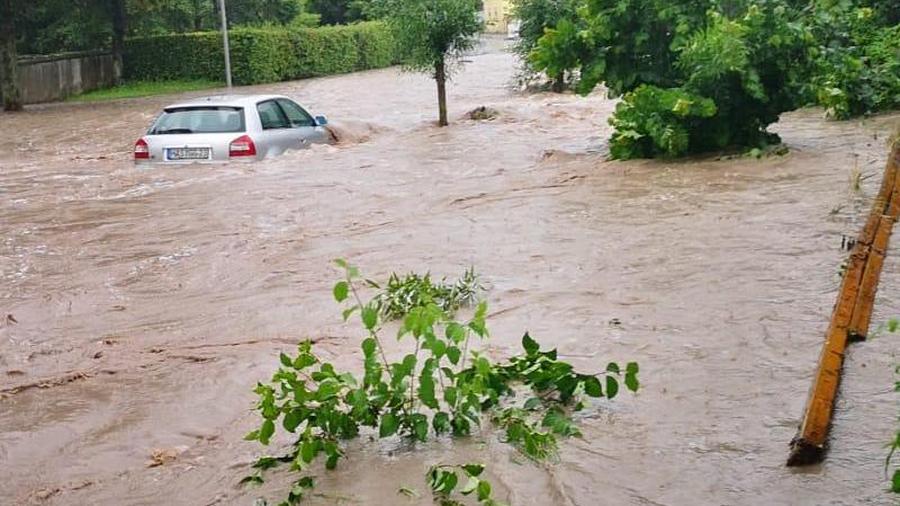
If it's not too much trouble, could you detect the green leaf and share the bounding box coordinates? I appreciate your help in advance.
[326,452,339,470]
[259,419,275,445]
[301,440,315,464]
[606,362,620,374]
[461,476,479,495]
[283,409,302,432]
[430,469,459,495]
[362,337,377,358]
[461,464,484,477]
[401,354,417,376]
[244,429,260,441]
[418,371,438,409]
[444,386,458,406]
[625,372,640,392]
[379,412,400,437]
[446,322,466,343]
[432,411,452,434]
[523,397,542,411]
[606,376,619,399]
[342,305,358,322]
[446,345,461,365]
[280,352,293,368]
[293,353,316,369]
[477,479,492,501]
[583,376,603,397]
[334,258,349,269]
[362,306,378,330]
[333,281,349,302]
[522,333,539,355]
[412,414,429,442]
[892,469,900,493]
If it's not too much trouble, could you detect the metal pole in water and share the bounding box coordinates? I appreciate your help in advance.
[218,0,233,89]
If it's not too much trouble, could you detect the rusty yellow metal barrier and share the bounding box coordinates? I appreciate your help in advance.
[787,143,900,466]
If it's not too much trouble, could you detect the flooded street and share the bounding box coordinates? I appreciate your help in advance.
[1,39,899,505]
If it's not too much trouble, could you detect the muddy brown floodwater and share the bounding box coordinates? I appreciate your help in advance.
[1,38,899,506]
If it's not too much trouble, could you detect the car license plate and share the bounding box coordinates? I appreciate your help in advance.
[167,147,210,161]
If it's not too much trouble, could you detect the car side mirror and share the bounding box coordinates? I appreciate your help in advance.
[315,115,328,126]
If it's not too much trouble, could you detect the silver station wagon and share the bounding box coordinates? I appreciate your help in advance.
[134,94,330,163]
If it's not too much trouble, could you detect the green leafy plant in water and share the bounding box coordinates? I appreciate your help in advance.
[884,318,900,493]
[243,260,640,504]
[427,463,504,506]
[608,85,718,159]
[371,267,482,321]
[531,0,811,159]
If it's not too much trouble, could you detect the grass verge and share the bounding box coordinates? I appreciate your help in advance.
[67,80,223,102]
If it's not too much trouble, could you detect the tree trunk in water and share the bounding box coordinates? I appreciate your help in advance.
[110,0,127,84]
[551,73,565,93]
[0,0,22,112]
[435,59,448,127]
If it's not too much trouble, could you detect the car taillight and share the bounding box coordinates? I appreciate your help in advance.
[229,135,256,157]
[134,138,149,160]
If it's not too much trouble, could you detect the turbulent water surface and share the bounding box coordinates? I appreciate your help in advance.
[1,39,899,505]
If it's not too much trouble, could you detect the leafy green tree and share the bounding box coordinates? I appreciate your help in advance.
[307,0,373,24]
[808,1,900,118]
[510,0,579,91]
[225,0,306,26]
[381,0,482,126]
[532,0,812,159]
[1,0,22,111]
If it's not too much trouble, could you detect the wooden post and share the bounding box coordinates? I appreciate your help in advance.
[787,143,900,466]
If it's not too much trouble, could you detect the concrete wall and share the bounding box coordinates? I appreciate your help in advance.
[483,0,513,33]
[0,51,119,105]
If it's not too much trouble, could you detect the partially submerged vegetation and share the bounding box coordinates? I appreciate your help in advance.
[525,0,899,160]
[372,268,482,320]
[883,319,900,493]
[242,261,639,504]
[378,0,483,126]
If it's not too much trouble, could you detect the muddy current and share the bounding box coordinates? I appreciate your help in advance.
[1,40,899,506]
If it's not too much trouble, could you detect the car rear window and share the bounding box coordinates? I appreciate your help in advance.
[150,106,245,134]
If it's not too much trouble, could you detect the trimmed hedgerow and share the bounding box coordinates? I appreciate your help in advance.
[124,21,397,85]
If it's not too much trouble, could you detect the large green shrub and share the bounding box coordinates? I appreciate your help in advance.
[609,85,717,159]
[532,0,812,159]
[810,4,900,119]
[510,0,580,90]
[124,21,397,85]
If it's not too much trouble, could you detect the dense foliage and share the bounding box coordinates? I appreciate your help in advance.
[307,0,375,25]
[13,0,317,55]
[808,2,900,119]
[242,261,639,504]
[510,0,580,91]
[372,268,481,320]
[529,0,899,159]
[379,0,483,126]
[124,21,396,84]
[884,318,900,493]
[532,0,814,158]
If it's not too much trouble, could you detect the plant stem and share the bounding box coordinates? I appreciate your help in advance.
[409,339,421,413]
[347,275,390,370]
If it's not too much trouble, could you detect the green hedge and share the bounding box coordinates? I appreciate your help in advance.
[124,21,397,85]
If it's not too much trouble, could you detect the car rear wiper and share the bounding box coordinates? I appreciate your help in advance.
[154,128,194,134]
